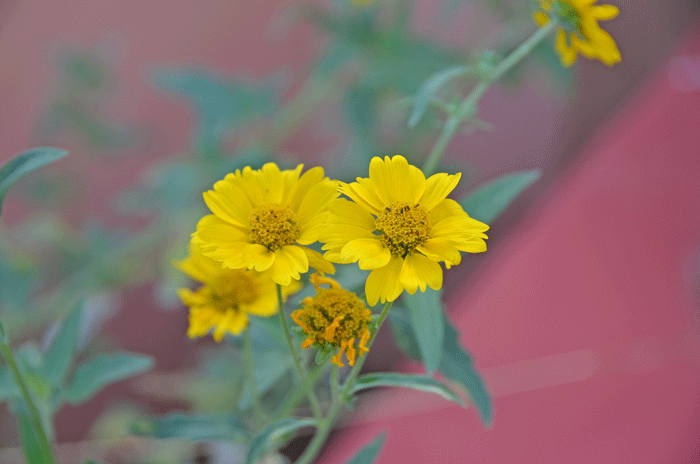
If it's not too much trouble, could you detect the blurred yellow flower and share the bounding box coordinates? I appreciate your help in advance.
[192,162,337,286]
[321,155,488,306]
[176,245,301,342]
[292,274,372,367]
[534,0,620,67]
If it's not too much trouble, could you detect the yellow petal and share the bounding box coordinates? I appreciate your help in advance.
[296,179,339,226]
[370,155,426,204]
[533,11,550,26]
[420,172,461,211]
[365,256,404,306]
[242,244,276,272]
[193,214,247,247]
[202,242,249,269]
[340,181,385,215]
[327,198,376,230]
[399,253,443,294]
[456,238,487,253]
[340,238,391,270]
[301,246,336,274]
[555,29,577,67]
[428,199,467,225]
[288,166,325,210]
[203,180,253,228]
[269,245,309,286]
[592,4,619,20]
[416,238,462,266]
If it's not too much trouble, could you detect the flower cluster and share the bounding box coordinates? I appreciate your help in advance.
[176,157,487,356]
[534,0,620,67]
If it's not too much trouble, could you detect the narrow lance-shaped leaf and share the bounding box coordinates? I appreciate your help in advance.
[388,309,493,426]
[440,317,493,427]
[42,302,83,386]
[0,147,67,215]
[132,413,245,441]
[246,418,316,464]
[62,352,154,405]
[408,65,471,127]
[459,169,541,224]
[352,372,464,407]
[344,433,386,464]
[403,288,444,374]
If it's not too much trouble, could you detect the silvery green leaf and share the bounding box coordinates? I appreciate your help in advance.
[403,289,444,374]
[352,372,464,407]
[459,169,541,224]
[246,417,316,464]
[0,147,67,215]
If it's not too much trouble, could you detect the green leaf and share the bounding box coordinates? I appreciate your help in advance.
[0,147,67,215]
[388,308,421,360]
[239,349,292,410]
[344,433,386,464]
[403,289,444,374]
[42,302,83,386]
[246,417,316,464]
[389,309,493,426]
[408,65,471,127]
[440,317,493,426]
[351,372,464,407]
[0,366,19,401]
[132,413,245,441]
[62,352,154,405]
[459,169,541,224]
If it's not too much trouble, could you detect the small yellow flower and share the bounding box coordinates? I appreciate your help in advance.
[176,244,301,342]
[192,162,338,286]
[291,274,372,367]
[534,0,620,67]
[321,155,488,306]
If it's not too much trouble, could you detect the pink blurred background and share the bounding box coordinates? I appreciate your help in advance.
[1,0,700,462]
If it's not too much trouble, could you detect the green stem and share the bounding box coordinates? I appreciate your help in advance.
[276,284,323,419]
[295,301,394,464]
[0,330,55,464]
[421,20,557,176]
[272,358,329,421]
[243,327,265,427]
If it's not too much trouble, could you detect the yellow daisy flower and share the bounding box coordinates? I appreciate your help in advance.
[176,244,301,342]
[192,162,338,286]
[321,155,488,306]
[534,0,620,67]
[291,273,372,367]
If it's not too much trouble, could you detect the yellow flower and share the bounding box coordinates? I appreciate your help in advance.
[176,244,301,342]
[534,0,620,67]
[321,155,488,306]
[192,162,338,286]
[291,274,372,367]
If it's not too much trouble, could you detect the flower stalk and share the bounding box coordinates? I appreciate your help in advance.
[0,320,55,464]
[422,19,557,177]
[276,284,323,420]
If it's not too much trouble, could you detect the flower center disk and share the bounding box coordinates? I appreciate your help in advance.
[374,202,431,257]
[209,271,258,313]
[248,204,300,251]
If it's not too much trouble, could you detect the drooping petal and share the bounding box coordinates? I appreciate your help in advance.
[399,253,443,294]
[301,246,336,274]
[365,256,404,306]
[592,4,619,20]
